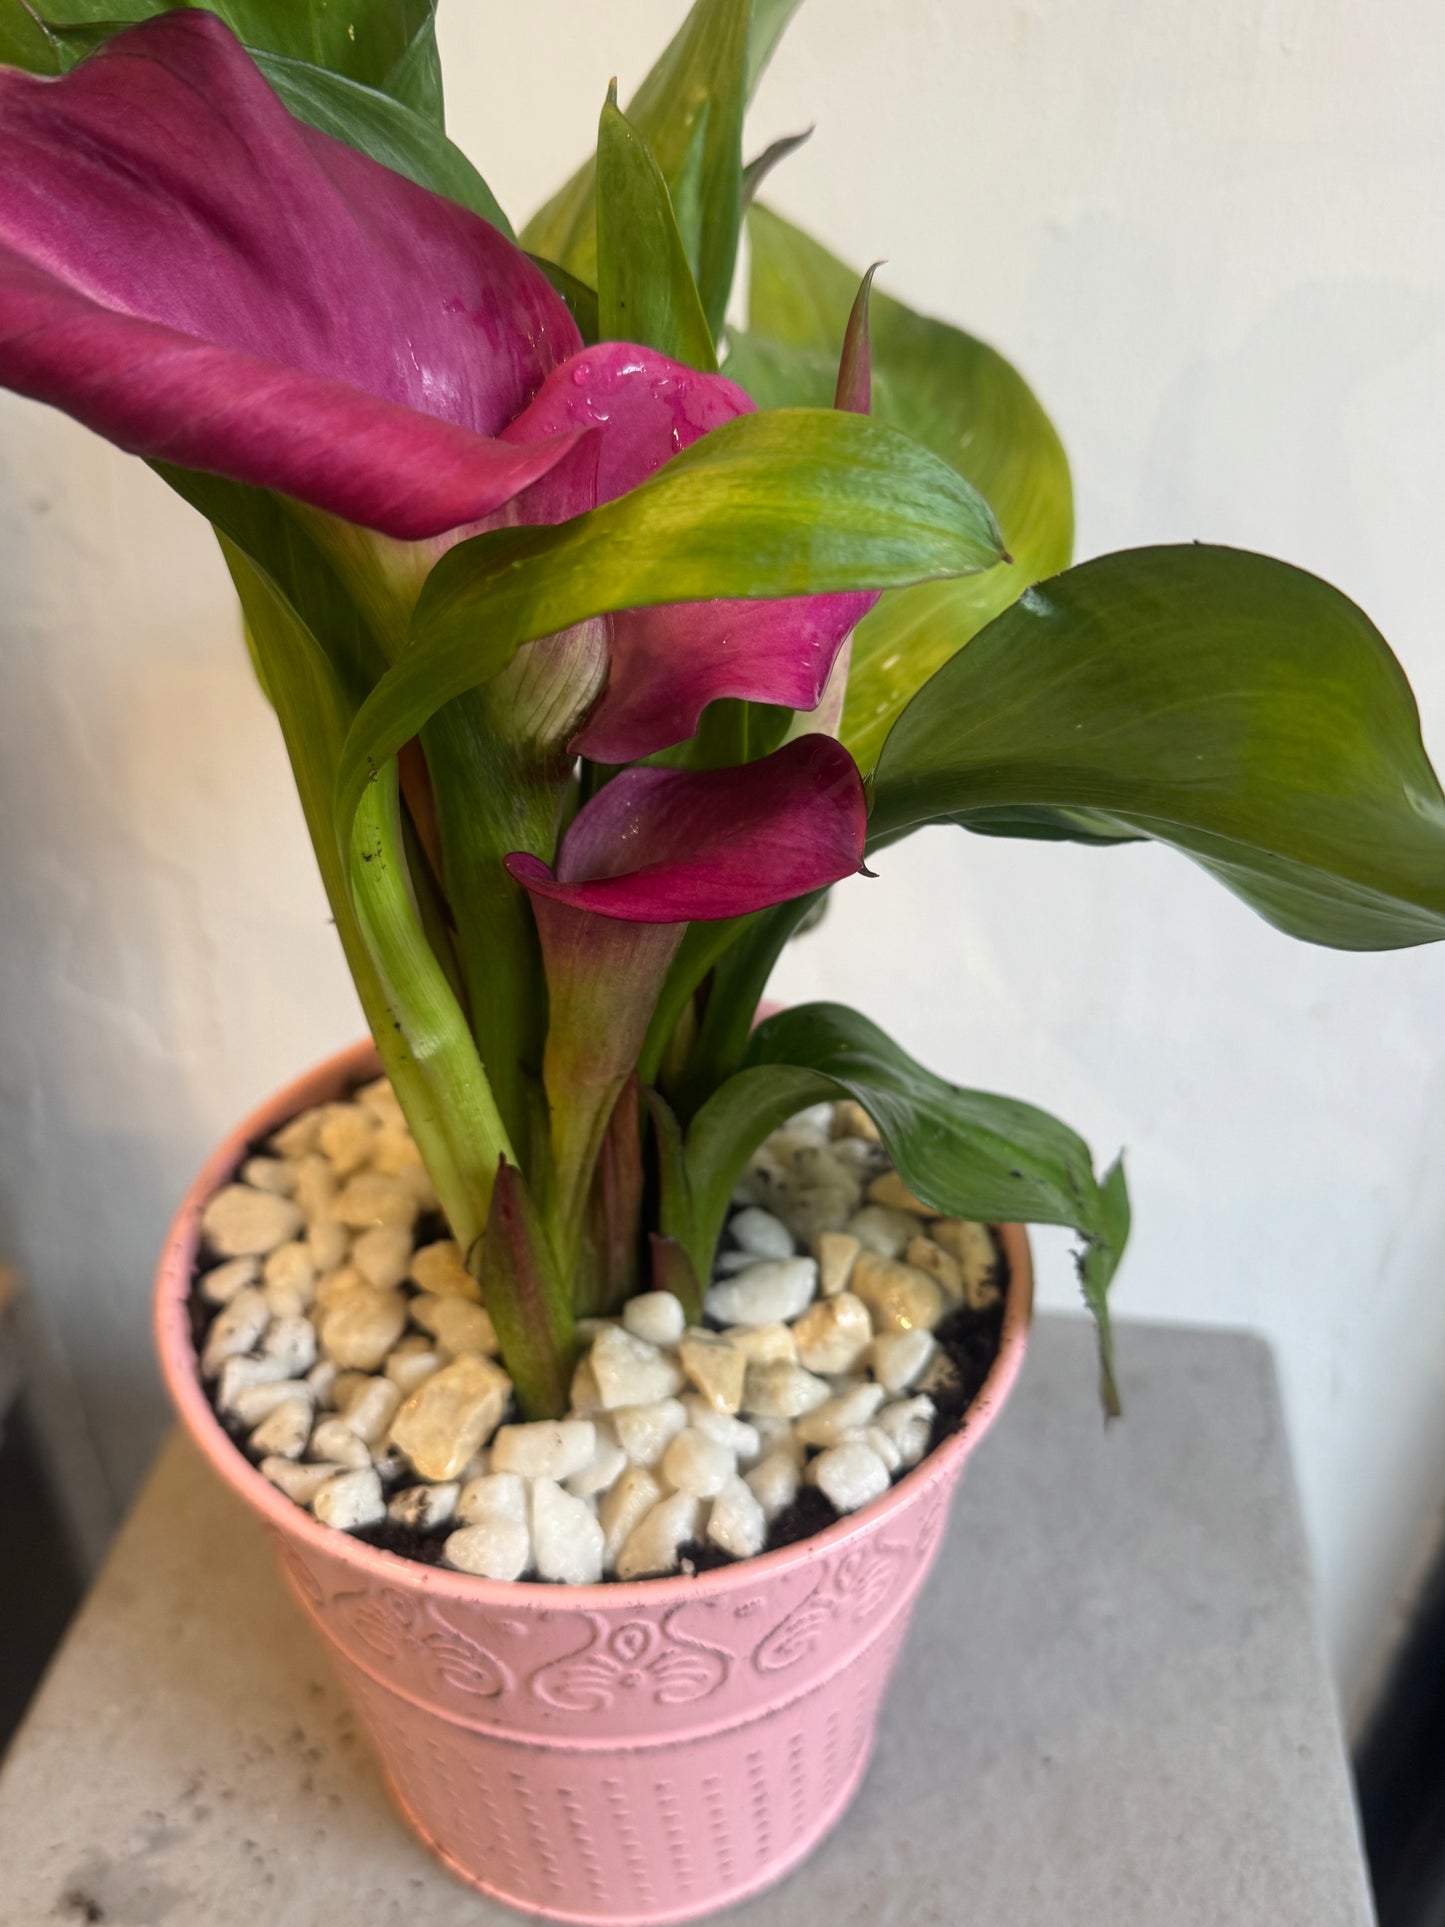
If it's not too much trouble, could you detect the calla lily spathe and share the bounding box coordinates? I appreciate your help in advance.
[0,12,869,756]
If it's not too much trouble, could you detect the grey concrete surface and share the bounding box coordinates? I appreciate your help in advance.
[0,1315,1375,1925]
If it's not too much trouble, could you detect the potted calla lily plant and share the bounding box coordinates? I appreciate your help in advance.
[5,0,1445,1918]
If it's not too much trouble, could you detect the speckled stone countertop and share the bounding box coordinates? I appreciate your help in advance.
[0,1315,1374,1926]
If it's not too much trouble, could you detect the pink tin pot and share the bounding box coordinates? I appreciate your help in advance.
[156,1038,1033,1925]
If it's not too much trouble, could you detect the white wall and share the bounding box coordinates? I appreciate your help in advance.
[1,0,1443,1711]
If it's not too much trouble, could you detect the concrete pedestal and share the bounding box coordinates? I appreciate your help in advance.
[0,1316,1375,1924]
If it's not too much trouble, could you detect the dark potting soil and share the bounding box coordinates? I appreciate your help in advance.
[187,1120,1008,1580]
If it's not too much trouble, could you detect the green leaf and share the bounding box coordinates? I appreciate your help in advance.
[741,125,811,211]
[527,254,601,345]
[334,405,1006,839]
[871,544,1445,951]
[347,761,516,1249]
[251,50,511,234]
[521,0,750,338]
[210,523,510,1261]
[744,204,1074,770]
[596,83,717,369]
[682,1002,1128,1413]
[1,0,442,103]
[379,8,442,125]
[745,0,803,93]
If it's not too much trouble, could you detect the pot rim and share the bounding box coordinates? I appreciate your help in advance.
[155,1037,1034,1610]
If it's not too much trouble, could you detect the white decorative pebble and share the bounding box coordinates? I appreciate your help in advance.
[316,1105,377,1177]
[294,1152,337,1218]
[457,1471,528,1526]
[750,1413,804,1462]
[261,1242,316,1318]
[622,1290,687,1348]
[338,1375,402,1445]
[385,1344,443,1394]
[351,1223,413,1292]
[332,1171,418,1231]
[846,1204,924,1261]
[387,1482,458,1531]
[850,1253,947,1335]
[261,1457,343,1504]
[660,1428,734,1499]
[565,1427,628,1499]
[724,1322,797,1365]
[870,1328,938,1393]
[201,1287,270,1377]
[249,1395,312,1460]
[874,1395,935,1467]
[241,1155,296,1196]
[681,1398,760,1462]
[866,1171,933,1214]
[813,1231,861,1297]
[318,1284,407,1371]
[590,1325,685,1408]
[305,1359,339,1404]
[832,1099,880,1142]
[199,1255,260,1306]
[357,1075,405,1127]
[314,1264,366,1310]
[408,1239,479,1300]
[569,1358,605,1415]
[228,1377,311,1426]
[707,1476,767,1559]
[713,1250,765,1275]
[864,1424,904,1473]
[215,1354,288,1412]
[201,1184,304,1259]
[263,1313,318,1378]
[389,1353,512,1482]
[809,1440,892,1513]
[491,1419,597,1482]
[410,1293,499,1358]
[532,1478,605,1585]
[444,1517,530,1580]
[599,1466,662,1566]
[270,1107,323,1160]
[306,1214,350,1273]
[704,1256,816,1328]
[678,1331,746,1414]
[744,1451,800,1522]
[768,1144,862,1240]
[328,1369,371,1410]
[792,1292,873,1376]
[904,1234,964,1301]
[930,1219,1001,1307]
[742,1360,830,1420]
[611,1397,688,1467]
[727,1206,795,1260]
[794,1381,887,1449]
[615,1492,702,1581]
[828,1134,889,1176]
[309,1417,373,1469]
[312,1467,385,1531]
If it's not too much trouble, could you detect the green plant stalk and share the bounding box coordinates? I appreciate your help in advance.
[217,534,509,1262]
[349,761,517,1256]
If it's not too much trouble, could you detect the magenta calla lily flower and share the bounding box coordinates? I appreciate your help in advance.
[0,14,587,538]
[0,14,874,755]
[504,734,868,922]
